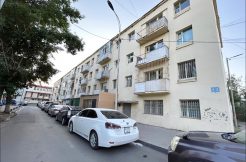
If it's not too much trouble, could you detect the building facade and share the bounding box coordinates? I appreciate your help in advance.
[52,0,234,132]
[16,85,52,104]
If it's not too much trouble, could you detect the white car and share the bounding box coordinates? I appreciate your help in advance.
[68,108,139,149]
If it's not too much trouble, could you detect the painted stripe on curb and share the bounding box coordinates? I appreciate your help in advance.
[136,140,168,154]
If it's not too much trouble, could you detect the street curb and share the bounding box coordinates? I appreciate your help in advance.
[136,140,168,154]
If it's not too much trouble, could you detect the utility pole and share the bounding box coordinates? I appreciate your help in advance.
[107,0,121,110]
[226,53,244,128]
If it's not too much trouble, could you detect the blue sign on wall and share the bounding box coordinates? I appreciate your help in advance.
[211,87,220,93]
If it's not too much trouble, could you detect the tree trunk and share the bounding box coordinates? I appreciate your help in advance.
[4,92,12,114]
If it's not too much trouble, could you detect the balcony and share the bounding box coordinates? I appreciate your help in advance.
[80,78,88,86]
[93,90,100,95]
[97,53,111,65]
[137,17,168,45]
[136,46,169,68]
[95,70,110,81]
[79,92,87,96]
[81,64,90,74]
[134,79,170,95]
[70,74,75,80]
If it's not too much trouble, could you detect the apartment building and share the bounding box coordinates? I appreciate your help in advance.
[52,0,234,132]
[15,85,52,104]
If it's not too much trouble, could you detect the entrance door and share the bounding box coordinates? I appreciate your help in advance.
[123,103,131,117]
[91,99,97,108]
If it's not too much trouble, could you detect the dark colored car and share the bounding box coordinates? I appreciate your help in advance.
[44,103,58,112]
[48,105,64,117]
[40,101,53,110]
[168,130,246,162]
[55,106,81,125]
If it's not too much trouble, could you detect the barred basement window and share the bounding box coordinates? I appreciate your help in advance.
[178,59,196,79]
[144,100,163,115]
[180,100,201,119]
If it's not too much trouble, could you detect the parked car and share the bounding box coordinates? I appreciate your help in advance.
[40,101,53,111]
[168,130,246,162]
[56,106,81,125]
[44,102,58,112]
[68,108,139,149]
[48,105,64,117]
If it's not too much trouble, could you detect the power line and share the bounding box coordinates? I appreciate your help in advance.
[113,0,138,18]
[73,24,110,40]
[73,24,245,44]
[128,0,138,17]
[222,21,245,28]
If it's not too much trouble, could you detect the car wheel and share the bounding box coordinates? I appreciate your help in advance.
[61,118,66,125]
[89,131,99,150]
[68,122,73,133]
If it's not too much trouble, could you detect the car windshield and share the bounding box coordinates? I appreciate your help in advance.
[101,111,128,119]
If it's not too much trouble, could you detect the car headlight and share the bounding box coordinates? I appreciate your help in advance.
[170,136,181,151]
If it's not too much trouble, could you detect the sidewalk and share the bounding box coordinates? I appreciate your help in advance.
[137,123,183,153]
[0,106,20,123]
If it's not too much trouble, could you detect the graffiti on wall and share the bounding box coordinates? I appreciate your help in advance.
[203,107,229,122]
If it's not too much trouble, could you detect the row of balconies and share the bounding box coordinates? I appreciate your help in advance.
[64,16,170,97]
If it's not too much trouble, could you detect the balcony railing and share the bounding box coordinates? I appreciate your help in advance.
[70,74,75,80]
[137,17,168,45]
[134,79,170,95]
[93,90,100,95]
[81,64,90,74]
[97,53,111,65]
[95,70,110,80]
[80,78,88,86]
[136,45,169,68]
[79,92,87,96]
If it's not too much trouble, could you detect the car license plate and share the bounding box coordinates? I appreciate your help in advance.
[124,127,130,134]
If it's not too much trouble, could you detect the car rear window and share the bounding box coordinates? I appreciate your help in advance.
[101,111,128,119]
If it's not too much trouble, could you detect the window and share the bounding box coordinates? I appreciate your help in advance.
[113,79,117,89]
[89,72,93,79]
[79,110,89,117]
[87,110,97,118]
[145,68,163,81]
[126,76,132,87]
[177,26,193,45]
[144,100,163,115]
[180,100,201,119]
[101,82,107,91]
[87,86,91,94]
[174,0,190,14]
[146,40,164,53]
[127,53,134,63]
[178,59,196,79]
[128,31,135,41]
[115,60,118,67]
[101,111,128,119]
[93,84,97,90]
[91,58,94,65]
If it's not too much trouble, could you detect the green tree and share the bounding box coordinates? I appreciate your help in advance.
[0,0,84,113]
[227,75,246,122]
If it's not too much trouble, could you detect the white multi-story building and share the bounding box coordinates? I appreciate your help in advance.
[52,0,234,132]
[16,85,52,104]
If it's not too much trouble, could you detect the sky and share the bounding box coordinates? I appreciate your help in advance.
[48,0,245,87]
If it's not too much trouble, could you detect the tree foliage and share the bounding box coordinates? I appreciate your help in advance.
[0,0,84,112]
[227,75,246,122]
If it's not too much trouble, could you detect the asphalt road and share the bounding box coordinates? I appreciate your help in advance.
[0,106,168,162]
